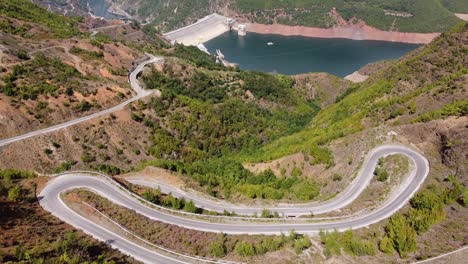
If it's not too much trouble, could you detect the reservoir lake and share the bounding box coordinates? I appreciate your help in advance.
[204,31,420,77]
[88,0,124,19]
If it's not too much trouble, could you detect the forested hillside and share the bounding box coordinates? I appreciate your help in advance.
[234,0,466,32]
[32,0,467,33]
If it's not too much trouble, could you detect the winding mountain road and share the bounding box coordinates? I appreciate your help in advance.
[0,51,432,263]
[38,145,429,263]
[0,55,161,148]
[126,145,425,216]
[39,145,429,235]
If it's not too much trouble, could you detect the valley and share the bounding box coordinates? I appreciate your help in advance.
[0,1,467,264]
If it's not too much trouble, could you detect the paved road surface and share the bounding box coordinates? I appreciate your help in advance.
[39,145,429,263]
[127,145,423,216]
[0,55,161,148]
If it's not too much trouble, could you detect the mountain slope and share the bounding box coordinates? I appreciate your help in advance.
[0,1,467,263]
[37,0,466,33]
[252,22,467,162]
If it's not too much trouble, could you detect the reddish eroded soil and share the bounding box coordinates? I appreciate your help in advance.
[244,8,439,44]
[247,22,439,44]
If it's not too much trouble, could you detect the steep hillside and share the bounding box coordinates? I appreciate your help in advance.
[0,1,346,201]
[0,0,168,139]
[0,169,137,263]
[0,1,467,263]
[252,22,467,162]
[233,0,464,33]
[36,0,466,33]
[232,22,467,262]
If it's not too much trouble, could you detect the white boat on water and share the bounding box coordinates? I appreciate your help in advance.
[267,42,274,46]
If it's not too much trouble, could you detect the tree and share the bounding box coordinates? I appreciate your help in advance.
[379,236,395,254]
[384,214,416,257]
[183,200,197,213]
[374,167,389,181]
[293,181,320,201]
[143,190,159,204]
[408,208,445,233]
[294,236,312,254]
[261,209,272,218]
[410,191,444,211]
[288,230,298,241]
[8,185,22,201]
[208,241,226,257]
[255,237,281,255]
[235,241,255,257]
[319,230,341,257]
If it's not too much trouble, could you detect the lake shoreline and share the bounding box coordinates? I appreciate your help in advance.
[246,22,439,44]
[205,31,420,77]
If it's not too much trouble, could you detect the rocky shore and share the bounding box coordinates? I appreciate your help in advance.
[246,22,439,44]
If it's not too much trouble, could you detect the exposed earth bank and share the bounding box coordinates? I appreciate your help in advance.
[246,22,439,44]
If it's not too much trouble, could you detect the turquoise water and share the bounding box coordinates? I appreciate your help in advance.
[88,0,124,19]
[204,31,420,77]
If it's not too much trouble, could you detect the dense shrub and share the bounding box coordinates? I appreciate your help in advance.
[235,241,255,257]
[320,230,375,257]
[208,240,226,257]
[384,214,417,257]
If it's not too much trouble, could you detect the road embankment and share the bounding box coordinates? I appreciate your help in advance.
[247,22,439,44]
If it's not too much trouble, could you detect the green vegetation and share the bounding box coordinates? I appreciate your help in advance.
[143,189,203,214]
[126,0,462,33]
[0,17,31,37]
[0,169,131,263]
[0,169,36,202]
[294,236,312,254]
[332,173,343,181]
[235,241,255,256]
[90,33,113,49]
[139,55,322,200]
[95,164,122,176]
[381,175,467,257]
[0,0,81,38]
[414,100,468,123]
[208,240,226,257]
[74,190,312,258]
[234,0,462,33]
[243,22,467,164]
[171,45,226,71]
[122,181,211,215]
[7,185,22,201]
[0,54,84,100]
[10,230,129,263]
[463,189,468,207]
[441,0,468,13]
[70,46,104,60]
[53,161,76,173]
[81,153,96,163]
[319,175,467,259]
[145,159,321,201]
[136,0,213,32]
[319,230,376,257]
[138,23,467,202]
[374,167,389,182]
[382,214,417,257]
